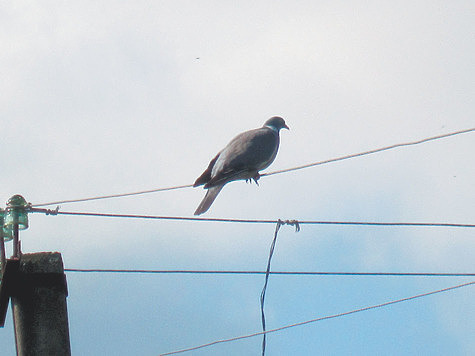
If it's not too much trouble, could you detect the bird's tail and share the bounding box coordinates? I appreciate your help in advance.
[194,185,224,215]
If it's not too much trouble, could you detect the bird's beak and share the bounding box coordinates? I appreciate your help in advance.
[284,124,290,130]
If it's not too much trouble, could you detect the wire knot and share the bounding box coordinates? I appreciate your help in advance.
[47,206,60,215]
[278,219,301,232]
[35,206,61,215]
[28,206,60,215]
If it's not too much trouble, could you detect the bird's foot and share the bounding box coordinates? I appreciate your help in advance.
[246,172,260,185]
[252,172,260,186]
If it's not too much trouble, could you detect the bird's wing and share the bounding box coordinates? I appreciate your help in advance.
[193,153,220,187]
[205,127,279,188]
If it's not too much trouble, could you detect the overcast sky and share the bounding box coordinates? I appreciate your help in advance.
[1,1,474,355]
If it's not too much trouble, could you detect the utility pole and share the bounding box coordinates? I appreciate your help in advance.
[0,195,71,356]
[11,252,71,356]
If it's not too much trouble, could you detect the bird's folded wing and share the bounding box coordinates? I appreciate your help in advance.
[194,153,220,187]
[206,129,278,186]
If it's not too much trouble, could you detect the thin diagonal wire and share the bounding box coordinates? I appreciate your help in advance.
[260,221,283,356]
[261,127,475,177]
[63,269,475,277]
[28,208,475,228]
[31,127,474,207]
[31,184,193,207]
[159,281,475,355]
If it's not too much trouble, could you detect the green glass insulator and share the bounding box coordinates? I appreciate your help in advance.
[0,209,13,242]
[4,195,29,230]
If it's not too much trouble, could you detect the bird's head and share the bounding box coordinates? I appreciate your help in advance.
[264,116,289,132]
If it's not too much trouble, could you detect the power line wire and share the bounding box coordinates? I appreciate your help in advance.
[20,127,475,356]
[262,127,475,177]
[160,280,475,355]
[260,221,286,356]
[31,127,475,207]
[31,184,193,207]
[29,209,475,228]
[63,269,475,277]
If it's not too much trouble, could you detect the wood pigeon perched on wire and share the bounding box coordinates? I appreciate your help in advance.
[193,116,289,215]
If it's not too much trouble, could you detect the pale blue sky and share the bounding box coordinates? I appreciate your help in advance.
[1,1,474,355]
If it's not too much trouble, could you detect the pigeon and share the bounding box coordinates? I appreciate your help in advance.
[193,116,289,215]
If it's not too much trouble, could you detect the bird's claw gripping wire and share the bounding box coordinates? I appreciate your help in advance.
[246,173,261,186]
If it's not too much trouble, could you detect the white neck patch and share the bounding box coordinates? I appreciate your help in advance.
[264,124,279,133]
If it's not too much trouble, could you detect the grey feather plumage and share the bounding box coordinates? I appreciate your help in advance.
[194,116,289,215]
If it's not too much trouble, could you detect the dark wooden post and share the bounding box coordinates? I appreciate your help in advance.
[11,252,71,355]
